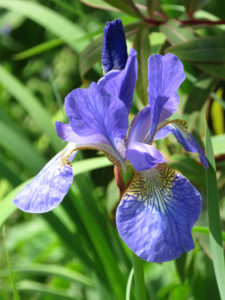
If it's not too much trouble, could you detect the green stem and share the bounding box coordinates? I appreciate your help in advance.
[132,253,147,300]
[193,226,225,242]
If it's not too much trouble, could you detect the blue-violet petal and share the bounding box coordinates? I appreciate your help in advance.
[148,54,185,140]
[116,164,201,262]
[126,142,166,171]
[154,121,208,168]
[13,143,76,213]
[98,48,137,112]
[102,19,128,73]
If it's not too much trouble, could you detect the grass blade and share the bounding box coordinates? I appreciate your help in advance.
[0,0,87,52]
[17,280,75,300]
[2,227,21,300]
[205,120,225,300]
[126,268,134,300]
[13,264,93,287]
[0,120,46,173]
[0,65,61,151]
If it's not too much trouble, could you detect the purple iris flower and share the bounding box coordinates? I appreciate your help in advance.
[13,21,208,263]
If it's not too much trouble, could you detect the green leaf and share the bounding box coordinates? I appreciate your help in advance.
[13,264,93,287]
[160,20,225,81]
[13,39,64,60]
[126,268,134,300]
[17,280,74,300]
[0,159,21,186]
[193,226,225,242]
[101,0,142,17]
[160,19,196,45]
[81,0,119,11]
[205,120,225,300]
[2,228,21,300]
[73,156,112,174]
[211,134,225,156]
[0,0,87,52]
[0,120,46,173]
[133,24,151,106]
[79,34,103,79]
[184,74,216,114]
[182,0,213,14]
[0,65,61,151]
[169,154,205,187]
[195,63,225,81]
[70,181,126,298]
[175,253,187,283]
[166,35,225,63]
[0,183,27,228]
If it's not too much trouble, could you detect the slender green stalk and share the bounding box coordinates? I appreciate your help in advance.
[126,268,134,300]
[132,253,147,300]
[193,226,225,242]
[2,227,21,300]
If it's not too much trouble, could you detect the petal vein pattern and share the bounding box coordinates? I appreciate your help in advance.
[116,164,201,262]
[98,48,137,112]
[13,143,76,213]
[65,83,128,158]
[148,54,185,140]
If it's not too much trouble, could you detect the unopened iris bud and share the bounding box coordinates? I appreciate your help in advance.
[102,19,128,73]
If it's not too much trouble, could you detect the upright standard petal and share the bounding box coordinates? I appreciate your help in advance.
[154,120,208,168]
[13,143,76,213]
[126,142,166,171]
[65,83,128,164]
[148,54,185,140]
[127,106,151,145]
[98,48,137,112]
[116,164,201,262]
[102,19,128,73]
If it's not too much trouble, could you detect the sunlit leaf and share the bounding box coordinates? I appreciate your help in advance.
[166,35,225,63]
[81,0,119,11]
[0,65,61,151]
[0,0,87,52]
[205,120,225,300]
[133,24,151,106]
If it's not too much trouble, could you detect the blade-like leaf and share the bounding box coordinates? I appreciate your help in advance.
[13,39,64,60]
[0,0,87,52]
[160,19,196,45]
[13,264,93,287]
[81,0,119,11]
[101,0,141,17]
[184,74,215,113]
[17,280,75,300]
[211,134,225,156]
[166,35,225,63]
[126,268,134,300]
[133,24,151,106]
[0,120,46,173]
[205,120,225,300]
[0,65,61,151]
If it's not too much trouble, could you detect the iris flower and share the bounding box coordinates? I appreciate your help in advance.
[14,19,208,263]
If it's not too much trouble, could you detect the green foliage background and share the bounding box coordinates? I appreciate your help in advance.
[0,0,225,299]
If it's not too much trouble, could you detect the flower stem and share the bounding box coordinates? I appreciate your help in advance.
[132,253,147,300]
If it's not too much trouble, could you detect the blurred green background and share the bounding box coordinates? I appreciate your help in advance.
[0,0,225,299]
